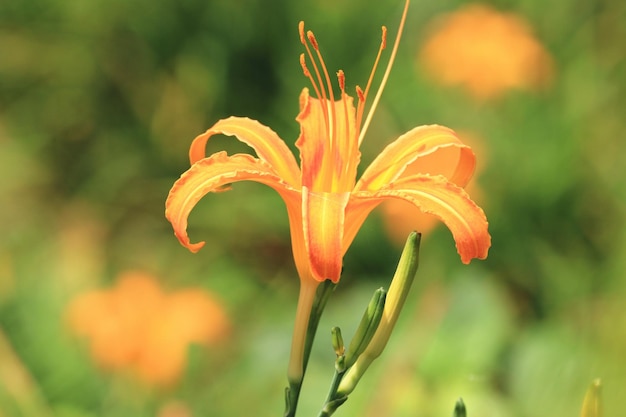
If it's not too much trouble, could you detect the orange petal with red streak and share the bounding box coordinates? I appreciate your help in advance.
[295,88,359,191]
[302,187,350,282]
[165,152,299,252]
[188,116,301,187]
[351,174,490,263]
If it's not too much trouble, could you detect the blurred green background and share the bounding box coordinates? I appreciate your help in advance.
[1,0,625,416]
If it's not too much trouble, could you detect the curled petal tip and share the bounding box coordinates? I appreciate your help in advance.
[175,235,205,253]
[187,241,206,253]
[458,232,491,264]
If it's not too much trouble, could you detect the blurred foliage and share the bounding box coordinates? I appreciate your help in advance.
[0,0,625,416]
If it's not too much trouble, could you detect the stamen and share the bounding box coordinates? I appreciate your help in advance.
[337,70,349,135]
[298,22,337,172]
[309,30,338,147]
[355,25,387,131]
[338,70,351,175]
[301,53,323,103]
[358,0,410,146]
[303,35,328,103]
[300,23,331,136]
[310,32,336,104]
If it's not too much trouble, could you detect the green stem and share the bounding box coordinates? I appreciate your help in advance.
[284,280,336,417]
[317,369,348,417]
[303,280,335,371]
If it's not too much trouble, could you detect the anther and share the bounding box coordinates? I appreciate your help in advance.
[356,86,366,103]
[298,21,306,45]
[300,54,310,77]
[307,31,319,50]
[337,70,345,91]
[381,26,387,50]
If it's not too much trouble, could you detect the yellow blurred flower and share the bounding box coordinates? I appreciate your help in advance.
[66,271,230,386]
[419,4,554,100]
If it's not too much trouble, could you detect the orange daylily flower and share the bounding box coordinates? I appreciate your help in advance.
[165,0,489,381]
[419,3,554,100]
[66,271,230,386]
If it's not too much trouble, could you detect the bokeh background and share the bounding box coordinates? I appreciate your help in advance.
[1,0,625,416]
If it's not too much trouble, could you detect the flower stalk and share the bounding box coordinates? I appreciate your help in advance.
[338,232,421,397]
[313,232,421,417]
[285,279,336,417]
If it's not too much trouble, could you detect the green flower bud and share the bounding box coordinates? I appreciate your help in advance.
[453,398,466,417]
[342,288,386,371]
[581,379,602,417]
[337,232,421,396]
[331,326,345,357]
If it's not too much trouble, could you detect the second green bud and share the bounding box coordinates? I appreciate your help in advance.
[341,288,387,372]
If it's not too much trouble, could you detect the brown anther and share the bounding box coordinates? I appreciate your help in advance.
[307,30,319,50]
[300,54,310,77]
[381,26,387,50]
[298,21,306,45]
[337,70,345,91]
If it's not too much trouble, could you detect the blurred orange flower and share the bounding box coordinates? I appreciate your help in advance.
[419,4,554,100]
[66,271,230,386]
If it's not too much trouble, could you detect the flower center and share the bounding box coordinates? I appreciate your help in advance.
[298,0,410,148]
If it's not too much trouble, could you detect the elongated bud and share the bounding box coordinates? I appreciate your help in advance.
[331,326,345,356]
[580,379,602,417]
[453,398,466,417]
[337,232,421,395]
[342,288,386,371]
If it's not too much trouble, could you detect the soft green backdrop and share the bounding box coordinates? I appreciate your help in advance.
[1,0,625,416]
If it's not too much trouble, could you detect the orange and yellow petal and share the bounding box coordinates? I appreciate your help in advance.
[302,187,350,283]
[165,152,300,253]
[351,174,490,263]
[356,125,475,192]
[295,88,359,192]
[380,174,486,246]
[188,116,301,186]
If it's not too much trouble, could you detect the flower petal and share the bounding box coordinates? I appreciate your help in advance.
[355,125,476,191]
[165,152,299,252]
[296,88,359,191]
[302,187,350,282]
[188,117,301,187]
[351,174,490,263]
